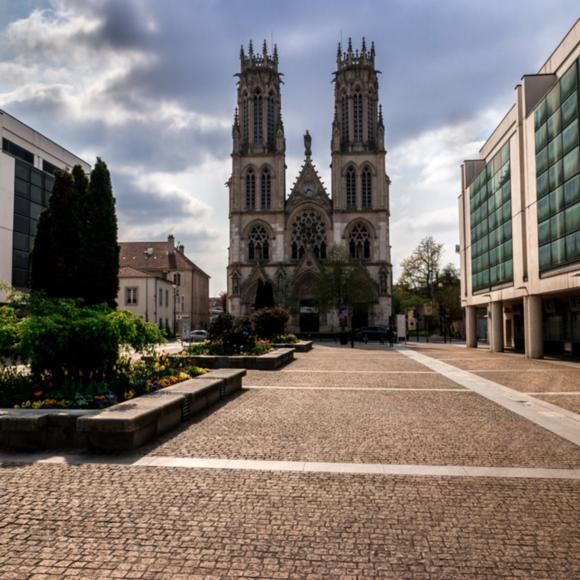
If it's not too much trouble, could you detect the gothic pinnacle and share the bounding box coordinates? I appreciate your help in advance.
[273,43,278,62]
[240,45,245,61]
[262,39,267,55]
[248,39,254,57]
[361,37,366,53]
[347,37,353,54]
[336,41,341,60]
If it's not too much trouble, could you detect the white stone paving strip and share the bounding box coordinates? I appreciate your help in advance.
[280,370,437,374]
[243,385,469,392]
[398,347,580,446]
[0,452,579,479]
[526,392,580,395]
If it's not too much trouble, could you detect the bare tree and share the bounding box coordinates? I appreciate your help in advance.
[398,236,444,297]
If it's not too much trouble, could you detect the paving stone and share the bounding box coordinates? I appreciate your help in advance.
[0,464,579,579]
[534,394,580,415]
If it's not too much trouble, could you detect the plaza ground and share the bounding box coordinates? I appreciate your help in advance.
[1,343,579,578]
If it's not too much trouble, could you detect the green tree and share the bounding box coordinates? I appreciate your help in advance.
[30,170,82,298]
[398,236,444,297]
[80,158,119,307]
[316,246,376,319]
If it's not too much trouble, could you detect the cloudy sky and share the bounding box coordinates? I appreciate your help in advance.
[0,1,577,294]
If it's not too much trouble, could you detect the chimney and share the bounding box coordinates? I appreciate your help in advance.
[167,234,175,253]
[178,244,184,253]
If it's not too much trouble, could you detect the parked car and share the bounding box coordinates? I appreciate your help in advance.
[355,326,388,342]
[190,330,208,342]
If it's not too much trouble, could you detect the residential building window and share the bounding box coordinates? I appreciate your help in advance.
[245,169,256,209]
[346,167,356,208]
[361,168,372,208]
[174,272,181,286]
[248,224,269,261]
[534,59,580,272]
[2,138,34,164]
[159,290,163,306]
[126,287,138,305]
[469,141,513,291]
[349,222,371,260]
[165,289,169,307]
[261,168,271,209]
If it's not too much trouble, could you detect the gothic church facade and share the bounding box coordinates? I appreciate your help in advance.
[227,39,392,332]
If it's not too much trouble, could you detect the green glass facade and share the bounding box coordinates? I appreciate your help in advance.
[470,142,513,292]
[12,159,54,288]
[535,59,580,272]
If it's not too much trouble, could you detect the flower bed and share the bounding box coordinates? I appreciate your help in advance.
[186,339,273,357]
[1,354,206,410]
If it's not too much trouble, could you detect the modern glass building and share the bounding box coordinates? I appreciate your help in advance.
[459,19,580,358]
[0,110,90,302]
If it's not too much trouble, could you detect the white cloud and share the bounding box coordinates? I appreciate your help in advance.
[389,108,503,279]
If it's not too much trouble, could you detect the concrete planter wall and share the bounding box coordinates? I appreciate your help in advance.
[0,369,245,452]
[178,347,295,370]
[273,340,313,352]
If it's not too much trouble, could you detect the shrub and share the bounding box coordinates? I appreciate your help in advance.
[252,307,290,340]
[273,333,299,344]
[208,313,255,355]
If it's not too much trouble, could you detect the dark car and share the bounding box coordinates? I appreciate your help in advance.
[355,326,388,342]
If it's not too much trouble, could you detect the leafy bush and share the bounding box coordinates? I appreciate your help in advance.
[208,313,255,355]
[273,333,299,344]
[251,307,290,340]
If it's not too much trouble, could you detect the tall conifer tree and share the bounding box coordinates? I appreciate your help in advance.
[81,158,119,307]
[30,170,82,297]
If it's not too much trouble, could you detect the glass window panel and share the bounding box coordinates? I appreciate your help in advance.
[15,178,29,198]
[13,195,28,216]
[489,227,498,248]
[12,232,29,252]
[504,259,513,280]
[505,239,513,258]
[501,142,510,165]
[564,175,580,206]
[490,266,499,285]
[562,120,579,155]
[551,238,566,265]
[488,196,496,213]
[12,249,28,270]
[550,212,565,239]
[538,219,550,245]
[30,184,42,204]
[30,170,42,187]
[561,91,578,128]
[537,170,550,198]
[538,195,550,222]
[13,214,29,234]
[566,230,580,261]
[492,153,502,175]
[548,134,563,165]
[551,185,565,214]
[12,268,29,288]
[489,247,498,266]
[549,160,564,190]
[547,109,561,141]
[502,181,511,203]
[488,212,497,230]
[30,219,37,236]
[503,220,512,240]
[546,84,560,116]
[535,100,547,129]
[565,201,580,233]
[535,124,547,150]
[536,146,549,174]
[502,200,511,223]
[539,243,551,269]
[30,202,44,221]
[482,252,489,269]
[15,161,30,181]
[563,147,580,181]
[44,175,54,193]
[560,64,578,101]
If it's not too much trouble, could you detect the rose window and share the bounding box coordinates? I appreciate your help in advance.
[291,210,327,260]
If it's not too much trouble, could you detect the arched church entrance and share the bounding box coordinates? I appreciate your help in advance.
[299,299,319,332]
[352,303,369,330]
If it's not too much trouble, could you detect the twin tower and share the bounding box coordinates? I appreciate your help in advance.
[227,39,392,333]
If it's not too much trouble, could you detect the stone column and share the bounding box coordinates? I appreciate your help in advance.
[465,306,477,348]
[524,295,543,359]
[489,301,504,352]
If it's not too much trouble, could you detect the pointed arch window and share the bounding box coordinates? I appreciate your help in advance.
[242,94,249,144]
[361,168,372,209]
[232,272,240,296]
[253,90,263,144]
[379,269,388,295]
[245,169,256,209]
[346,166,356,209]
[267,92,276,147]
[341,94,349,145]
[261,168,271,209]
[367,96,376,147]
[248,224,269,261]
[349,223,371,260]
[354,91,363,142]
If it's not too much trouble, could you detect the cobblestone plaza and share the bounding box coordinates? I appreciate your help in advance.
[1,344,579,579]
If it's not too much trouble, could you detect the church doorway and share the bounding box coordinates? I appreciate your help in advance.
[352,304,369,330]
[299,300,320,332]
